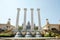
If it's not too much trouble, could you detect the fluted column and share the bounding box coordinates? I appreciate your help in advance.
[23,8,27,30]
[16,8,20,31]
[30,8,34,31]
[37,8,41,31]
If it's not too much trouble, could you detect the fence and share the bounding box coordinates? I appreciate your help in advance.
[0,37,60,40]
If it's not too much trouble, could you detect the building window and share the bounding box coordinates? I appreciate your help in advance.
[6,26,9,28]
[51,28,57,30]
[51,28,58,32]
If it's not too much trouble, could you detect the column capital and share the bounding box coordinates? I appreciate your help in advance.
[17,8,20,11]
[30,8,34,11]
[24,8,27,11]
[37,8,40,11]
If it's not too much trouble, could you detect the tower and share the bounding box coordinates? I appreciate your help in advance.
[46,19,49,25]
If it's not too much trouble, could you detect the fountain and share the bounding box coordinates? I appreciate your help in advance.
[15,32,22,37]
[35,31,42,37]
[31,31,35,37]
[25,31,32,37]
[14,8,42,37]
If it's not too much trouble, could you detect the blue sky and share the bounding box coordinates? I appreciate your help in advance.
[0,0,60,27]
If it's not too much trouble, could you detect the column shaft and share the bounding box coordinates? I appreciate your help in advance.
[31,8,34,31]
[37,8,41,31]
[23,8,27,30]
[16,8,20,31]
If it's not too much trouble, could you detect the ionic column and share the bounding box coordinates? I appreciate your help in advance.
[16,8,20,31]
[23,8,27,30]
[30,8,34,31]
[37,8,41,31]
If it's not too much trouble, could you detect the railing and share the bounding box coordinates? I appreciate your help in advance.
[0,37,60,40]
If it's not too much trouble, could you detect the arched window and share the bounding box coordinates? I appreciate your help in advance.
[6,26,9,28]
[51,28,58,32]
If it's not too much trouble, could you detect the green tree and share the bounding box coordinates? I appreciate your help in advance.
[34,27,38,30]
[18,26,23,30]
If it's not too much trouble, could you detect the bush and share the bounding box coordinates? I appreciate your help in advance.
[34,27,38,30]
[0,33,15,37]
[44,32,50,37]
[18,27,23,30]
[51,32,55,37]
[43,30,60,37]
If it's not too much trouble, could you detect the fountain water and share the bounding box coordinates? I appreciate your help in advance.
[25,31,32,37]
[35,31,42,37]
[15,32,22,37]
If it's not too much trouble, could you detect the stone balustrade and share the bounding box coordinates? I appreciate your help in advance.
[0,37,60,40]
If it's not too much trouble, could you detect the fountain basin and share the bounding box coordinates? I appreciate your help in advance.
[15,32,22,37]
[25,31,32,37]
